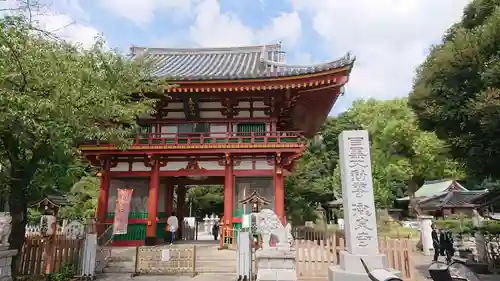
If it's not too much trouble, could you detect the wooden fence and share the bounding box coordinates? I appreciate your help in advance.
[18,235,84,276]
[295,236,414,281]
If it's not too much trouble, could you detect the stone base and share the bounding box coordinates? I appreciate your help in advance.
[256,248,297,281]
[0,249,17,281]
[339,251,387,274]
[328,251,401,281]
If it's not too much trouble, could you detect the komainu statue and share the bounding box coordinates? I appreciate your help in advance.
[257,209,294,250]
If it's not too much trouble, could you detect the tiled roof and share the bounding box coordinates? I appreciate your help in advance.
[471,188,500,206]
[130,44,354,81]
[419,190,487,209]
[397,179,468,201]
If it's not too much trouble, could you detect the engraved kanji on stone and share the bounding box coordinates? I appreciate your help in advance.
[352,203,373,231]
[350,169,367,182]
[352,181,368,197]
[356,232,373,247]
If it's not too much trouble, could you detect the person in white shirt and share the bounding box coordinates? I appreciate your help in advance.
[166,212,178,244]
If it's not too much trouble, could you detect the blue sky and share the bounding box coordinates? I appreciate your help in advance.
[4,0,471,115]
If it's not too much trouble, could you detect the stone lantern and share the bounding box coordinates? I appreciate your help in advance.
[203,214,210,234]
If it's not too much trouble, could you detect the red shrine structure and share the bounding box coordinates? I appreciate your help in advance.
[79,44,354,246]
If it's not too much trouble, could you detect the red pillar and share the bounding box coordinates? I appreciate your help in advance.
[146,159,160,244]
[165,180,174,216]
[176,184,186,239]
[274,166,285,224]
[223,155,234,227]
[96,159,110,228]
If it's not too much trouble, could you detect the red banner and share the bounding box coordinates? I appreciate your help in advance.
[113,188,134,235]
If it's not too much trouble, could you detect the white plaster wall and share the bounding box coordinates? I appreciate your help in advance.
[167,112,185,119]
[210,124,226,137]
[255,160,273,170]
[199,161,224,170]
[131,162,151,171]
[161,161,189,171]
[161,125,178,134]
[234,160,253,170]
[200,111,224,118]
[110,162,129,172]
[199,102,221,108]
[166,102,183,109]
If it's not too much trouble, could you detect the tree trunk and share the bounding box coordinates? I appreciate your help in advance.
[8,175,28,279]
[408,176,423,216]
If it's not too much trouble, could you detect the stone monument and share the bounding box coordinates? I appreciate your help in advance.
[418,215,434,256]
[255,209,296,281]
[0,212,17,281]
[329,130,400,281]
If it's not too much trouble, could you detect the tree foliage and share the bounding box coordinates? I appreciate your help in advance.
[332,99,464,207]
[409,0,500,179]
[0,15,160,274]
[58,176,100,221]
[286,99,463,221]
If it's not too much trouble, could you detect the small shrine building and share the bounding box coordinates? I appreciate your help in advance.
[78,44,354,246]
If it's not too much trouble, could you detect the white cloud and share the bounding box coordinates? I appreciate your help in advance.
[189,0,302,48]
[35,12,100,49]
[1,0,101,49]
[100,0,196,25]
[290,0,471,107]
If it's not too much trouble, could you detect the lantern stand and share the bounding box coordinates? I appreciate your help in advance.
[40,206,58,274]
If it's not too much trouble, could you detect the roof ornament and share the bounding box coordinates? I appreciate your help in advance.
[259,45,267,62]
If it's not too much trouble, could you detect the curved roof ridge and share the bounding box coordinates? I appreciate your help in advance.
[131,43,281,55]
[262,52,355,71]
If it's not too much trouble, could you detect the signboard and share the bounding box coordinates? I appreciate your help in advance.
[161,249,170,262]
[113,188,134,235]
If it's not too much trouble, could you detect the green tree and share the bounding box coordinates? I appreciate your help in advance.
[409,0,500,180]
[187,185,224,218]
[285,115,355,224]
[0,15,161,274]
[58,176,100,221]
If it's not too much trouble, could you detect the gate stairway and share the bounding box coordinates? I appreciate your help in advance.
[102,247,136,273]
[195,243,237,274]
[100,243,237,274]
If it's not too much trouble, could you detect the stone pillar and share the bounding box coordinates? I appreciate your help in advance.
[274,165,285,224]
[96,159,110,224]
[146,158,160,245]
[223,154,234,227]
[0,213,16,281]
[165,180,174,217]
[418,215,434,256]
[329,130,400,281]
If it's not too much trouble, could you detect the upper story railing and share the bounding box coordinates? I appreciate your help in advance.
[82,131,306,148]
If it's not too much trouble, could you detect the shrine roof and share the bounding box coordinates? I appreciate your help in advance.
[397,179,468,201]
[130,44,354,81]
[418,190,487,210]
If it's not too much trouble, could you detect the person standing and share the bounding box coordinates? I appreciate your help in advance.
[440,228,455,264]
[431,223,440,262]
[167,212,178,245]
[212,222,219,240]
